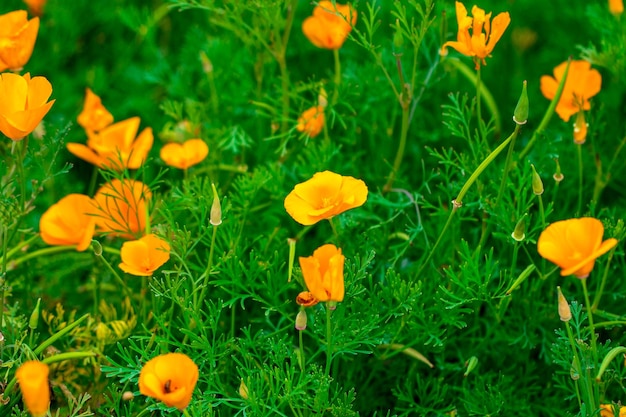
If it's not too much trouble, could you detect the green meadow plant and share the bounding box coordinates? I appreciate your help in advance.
[1,0,626,416]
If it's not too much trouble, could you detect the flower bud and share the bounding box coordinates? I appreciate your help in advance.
[122,391,134,401]
[239,378,249,399]
[573,111,588,144]
[210,183,222,226]
[553,158,564,183]
[511,214,527,242]
[557,286,572,322]
[199,51,213,74]
[513,80,529,125]
[464,356,479,377]
[318,88,328,108]
[91,239,103,256]
[531,164,544,195]
[393,19,404,50]
[295,309,307,331]
[570,357,579,380]
[29,298,41,330]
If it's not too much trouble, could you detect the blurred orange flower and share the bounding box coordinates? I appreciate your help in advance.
[299,244,345,303]
[119,234,171,276]
[302,1,357,50]
[296,106,325,138]
[540,60,602,122]
[0,10,39,72]
[39,194,96,252]
[160,138,209,170]
[16,361,50,417]
[77,88,113,132]
[0,72,55,141]
[139,352,199,410]
[600,404,626,417]
[92,179,151,239]
[609,0,624,15]
[23,0,47,16]
[537,217,618,279]
[67,117,153,170]
[441,2,510,68]
[284,170,368,226]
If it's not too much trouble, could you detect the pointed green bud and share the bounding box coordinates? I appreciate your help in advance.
[210,183,222,226]
[29,298,41,330]
[557,287,572,322]
[464,356,479,377]
[531,164,544,195]
[511,214,527,242]
[513,80,528,125]
[393,19,404,50]
[91,239,103,256]
[553,158,564,183]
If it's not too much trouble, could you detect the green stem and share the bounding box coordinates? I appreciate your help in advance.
[4,234,40,262]
[494,123,520,208]
[537,194,546,231]
[325,304,333,376]
[475,63,482,138]
[9,245,77,269]
[197,225,218,309]
[298,325,305,371]
[383,100,410,192]
[332,48,341,105]
[581,278,599,395]
[591,246,618,311]
[565,322,585,412]
[34,313,90,355]
[87,165,99,196]
[576,143,584,215]
[183,408,194,417]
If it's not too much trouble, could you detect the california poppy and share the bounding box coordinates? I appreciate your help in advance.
[302,1,357,50]
[299,244,345,302]
[0,72,55,141]
[296,106,325,138]
[92,179,151,239]
[39,194,96,252]
[16,361,50,417]
[139,352,199,410]
[296,291,319,307]
[77,88,114,132]
[441,2,511,68]
[284,170,368,226]
[119,234,171,276]
[540,60,602,122]
[160,138,209,170]
[537,217,618,279]
[609,0,624,15]
[0,10,39,72]
[67,117,153,170]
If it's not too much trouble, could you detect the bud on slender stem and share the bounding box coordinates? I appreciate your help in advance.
[557,286,572,322]
[513,80,529,125]
[531,164,544,195]
[295,309,307,331]
[210,183,222,226]
[29,298,41,330]
[553,158,564,183]
[511,214,527,242]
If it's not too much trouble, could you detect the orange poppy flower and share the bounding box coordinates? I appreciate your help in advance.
[160,138,209,169]
[0,72,55,141]
[92,179,151,239]
[139,352,199,410]
[39,194,96,252]
[296,106,325,138]
[609,0,624,15]
[16,361,50,417]
[540,60,602,122]
[67,117,153,170]
[537,217,618,279]
[0,10,39,72]
[284,170,368,226]
[77,88,114,132]
[23,0,47,16]
[302,1,357,50]
[440,2,510,68]
[119,234,171,276]
[299,244,345,303]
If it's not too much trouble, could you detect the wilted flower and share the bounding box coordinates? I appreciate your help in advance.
[440,2,511,68]
[160,138,209,170]
[139,352,199,410]
[537,217,618,279]
[119,234,171,276]
[77,88,114,132]
[299,244,345,303]
[16,361,50,417]
[284,170,368,226]
[92,179,151,239]
[540,60,602,122]
[302,1,357,50]
[0,10,39,72]
[295,309,308,330]
[0,72,55,141]
[296,106,325,138]
[67,117,153,170]
[39,194,96,252]
[296,291,319,307]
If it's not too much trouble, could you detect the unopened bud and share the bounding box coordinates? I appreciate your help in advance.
[553,158,564,183]
[210,183,222,226]
[573,111,588,144]
[513,80,529,125]
[239,379,249,399]
[318,88,328,108]
[393,19,404,50]
[122,391,134,401]
[295,309,307,331]
[511,214,527,242]
[531,164,544,195]
[200,51,213,74]
[557,286,572,322]
[570,357,579,380]
[29,298,41,330]
[91,239,103,256]
[464,356,479,377]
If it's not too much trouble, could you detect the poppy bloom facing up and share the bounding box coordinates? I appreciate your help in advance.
[0,72,55,141]
[284,171,368,226]
[160,138,209,170]
[302,1,357,50]
[540,60,602,122]
[0,10,40,72]
[119,234,171,276]
[67,117,153,170]
[77,88,114,132]
[537,217,618,279]
[441,2,510,68]
[92,179,151,239]
[299,244,345,302]
[39,194,96,252]
[296,106,325,138]
[139,352,199,410]
[16,361,50,417]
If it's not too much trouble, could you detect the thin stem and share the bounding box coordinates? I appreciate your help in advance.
[9,245,77,269]
[494,124,519,208]
[325,304,333,376]
[581,278,599,368]
[87,165,99,196]
[565,322,584,411]
[537,194,546,230]
[197,225,218,309]
[591,246,618,311]
[576,143,584,215]
[332,48,341,105]
[298,326,305,371]
[475,63,482,137]
[383,98,410,192]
